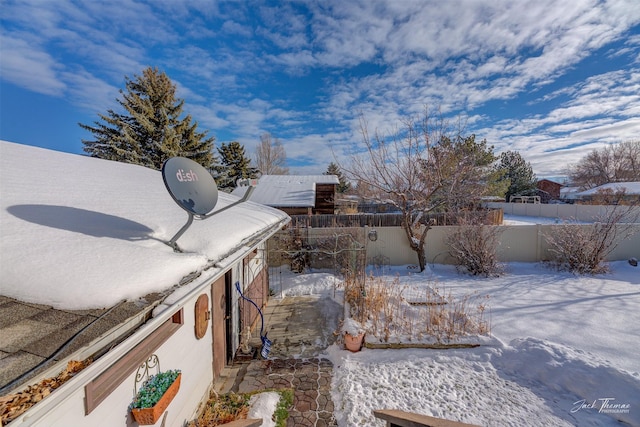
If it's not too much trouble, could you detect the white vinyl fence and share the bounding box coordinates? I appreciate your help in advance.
[486,202,640,223]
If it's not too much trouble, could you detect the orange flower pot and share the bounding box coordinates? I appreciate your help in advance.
[131,373,181,425]
[344,332,365,352]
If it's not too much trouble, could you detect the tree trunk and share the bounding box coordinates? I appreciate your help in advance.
[403,222,429,272]
[416,243,426,272]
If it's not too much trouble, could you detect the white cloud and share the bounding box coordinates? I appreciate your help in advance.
[303,0,639,115]
[2,0,640,179]
[474,66,640,177]
[194,98,304,146]
[221,20,253,38]
[61,69,120,113]
[569,117,640,140]
[187,103,230,131]
[0,35,65,96]
[279,131,354,174]
[256,5,310,51]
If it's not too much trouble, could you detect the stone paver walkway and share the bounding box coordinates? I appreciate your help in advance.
[260,295,342,359]
[238,358,336,427]
[220,295,341,426]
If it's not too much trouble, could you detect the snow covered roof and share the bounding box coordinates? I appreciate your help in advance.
[560,186,581,197]
[0,141,289,310]
[567,181,640,199]
[232,174,339,208]
[260,175,340,185]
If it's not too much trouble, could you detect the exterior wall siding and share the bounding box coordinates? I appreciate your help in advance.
[242,245,268,334]
[537,179,562,200]
[241,269,266,332]
[314,183,337,214]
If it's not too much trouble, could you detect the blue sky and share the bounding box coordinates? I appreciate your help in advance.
[1,0,639,180]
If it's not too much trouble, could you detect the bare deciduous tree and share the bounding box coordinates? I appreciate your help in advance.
[255,133,289,175]
[341,108,502,271]
[568,140,640,189]
[343,112,443,271]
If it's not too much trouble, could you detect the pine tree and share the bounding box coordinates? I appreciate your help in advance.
[495,151,537,201]
[79,67,215,170]
[216,141,259,191]
[428,134,502,212]
[325,162,351,193]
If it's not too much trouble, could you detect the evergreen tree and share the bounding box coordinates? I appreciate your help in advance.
[429,134,503,212]
[216,141,259,190]
[79,67,215,170]
[325,162,351,193]
[495,151,537,201]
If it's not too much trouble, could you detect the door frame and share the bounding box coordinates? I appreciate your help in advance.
[224,270,234,364]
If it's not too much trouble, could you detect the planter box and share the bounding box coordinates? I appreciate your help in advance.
[131,373,181,425]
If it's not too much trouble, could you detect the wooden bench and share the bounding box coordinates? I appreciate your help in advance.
[373,409,480,427]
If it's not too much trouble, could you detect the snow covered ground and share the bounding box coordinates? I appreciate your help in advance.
[272,264,640,426]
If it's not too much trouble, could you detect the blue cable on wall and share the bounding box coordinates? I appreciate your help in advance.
[235,281,272,358]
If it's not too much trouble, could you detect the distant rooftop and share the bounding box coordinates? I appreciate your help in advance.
[232,174,339,208]
[565,181,640,199]
[257,175,340,185]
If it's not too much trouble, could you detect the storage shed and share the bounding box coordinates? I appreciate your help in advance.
[232,174,339,215]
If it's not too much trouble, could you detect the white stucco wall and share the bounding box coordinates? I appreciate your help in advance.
[362,224,640,266]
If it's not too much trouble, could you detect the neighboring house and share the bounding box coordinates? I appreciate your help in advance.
[232,174,339,215]
[0,141,289,426]
[564,181,640,203]
[536,179,563,203]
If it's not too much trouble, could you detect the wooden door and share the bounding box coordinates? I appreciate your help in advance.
[211,275,226,379]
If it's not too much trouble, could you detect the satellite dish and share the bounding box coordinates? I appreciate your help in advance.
[162,157,218,216]
[161,157,254,252]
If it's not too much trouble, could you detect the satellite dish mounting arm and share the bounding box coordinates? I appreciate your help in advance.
[167,186,255,252]
[201,186,255,219]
